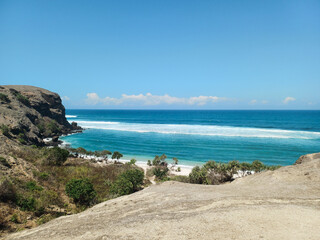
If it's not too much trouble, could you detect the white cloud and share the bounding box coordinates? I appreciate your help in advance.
[249,99,257,104]
[85,93,228,106]
[62,96,70,101]
[261,100,268,104]
[283,97,296,104]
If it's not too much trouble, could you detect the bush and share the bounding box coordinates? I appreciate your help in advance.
[109,176,133,196]
[109,168,144,196]
[251,160,266,172]
[47,120,60,134]
[111,151,123,160]
[120,169,144,191]
[128,158,137,165]
[26,181,43,191]
[0,157,11,168]
[39,172,49,181]
[10,213,19,223]
[0,124,10,137]
[152,154,167,166]
[153,166,169,180]
[170,175,190,183]
[0,93,9,102]
[16,93,30,106]
[189,166,207,184]
[17,196,36,211]
[45,147,69,166]
[65,178,96,206]
[0,179,16,202]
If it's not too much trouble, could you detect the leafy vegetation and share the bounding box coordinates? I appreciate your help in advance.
[44,147,69,166]
[0,124,10,137]
[15,93,30,106]
[0,157,11,168]
[0,93,10,103]
[65,178,97,206]
[110,168,144,196]
[187,160,281,185]
[0,179,16,202]
[17,196,36,211]
[36,120,61,137]
[111,151,123,161]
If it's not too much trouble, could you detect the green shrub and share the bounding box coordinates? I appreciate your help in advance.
[39,172,49,181]
[17,196,36,211]
[109,168,144,196]
[251,160,266,172]
[16,93,30,106]
[0,157,11,168]
[109,176,133,196]
[189,166,207,184]
[26,181,43,191]
[170,175,190,183]
[10,213,19,223]
[45,147,69,166]
[0,124,10,137]
[152,154,167,166]
[0,179,16,202]
[128,158,137,165]
[111,151,123,160]
[120,169,144,191]
[153,166,169,180]
[47,120,60,134]
[65,178,96,206]
[0,93,9,102]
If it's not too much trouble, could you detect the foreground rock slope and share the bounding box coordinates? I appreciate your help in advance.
[7,153,320,240]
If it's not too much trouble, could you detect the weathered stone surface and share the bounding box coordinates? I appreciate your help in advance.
[0,85,78,145]
[6,153,320,240]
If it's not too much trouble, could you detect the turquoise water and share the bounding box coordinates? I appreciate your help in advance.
[61,110,320,166]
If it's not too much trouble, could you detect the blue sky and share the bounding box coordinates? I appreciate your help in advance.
[0,0,319,109]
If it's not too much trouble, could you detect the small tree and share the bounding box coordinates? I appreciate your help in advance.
[172,157,178,165]
[112,151,123,161]
[121,169,144,191]
[128,158,137,165]
[0,93,10,103]
[153,166,169,180]
[152,154,167,166]
[109,177,133,196]
[65,178,96,206]
[109,168,144,196]
[0,125,10,137]
[251,160,265,172]
[189,166,207,184]
[45,147,69,166]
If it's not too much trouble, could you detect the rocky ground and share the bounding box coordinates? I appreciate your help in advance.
[6,153,320,240]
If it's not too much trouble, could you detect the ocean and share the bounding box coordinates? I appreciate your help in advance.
[61,110,320,166]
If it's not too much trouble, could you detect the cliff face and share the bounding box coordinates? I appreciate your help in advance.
[0,85,78,145]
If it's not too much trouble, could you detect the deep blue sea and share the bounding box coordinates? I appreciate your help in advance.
[61,110,320,166]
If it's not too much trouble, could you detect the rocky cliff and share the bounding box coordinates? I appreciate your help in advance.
[0,85,80,146]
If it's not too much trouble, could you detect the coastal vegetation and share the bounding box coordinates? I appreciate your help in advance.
[0,93,10,103]
[0,145,145,234]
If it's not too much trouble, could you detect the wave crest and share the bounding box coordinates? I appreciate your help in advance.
[74,120,320,139]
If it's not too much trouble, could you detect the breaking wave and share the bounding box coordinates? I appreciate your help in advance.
[74,120,320,139]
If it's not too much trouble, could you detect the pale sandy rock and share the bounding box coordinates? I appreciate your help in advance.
[6,153,320,240]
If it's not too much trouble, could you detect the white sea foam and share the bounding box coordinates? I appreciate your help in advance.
[74,120,320,139]
[66,115,77,118]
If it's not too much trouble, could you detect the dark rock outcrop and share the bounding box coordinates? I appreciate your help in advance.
[0,85,80,145]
